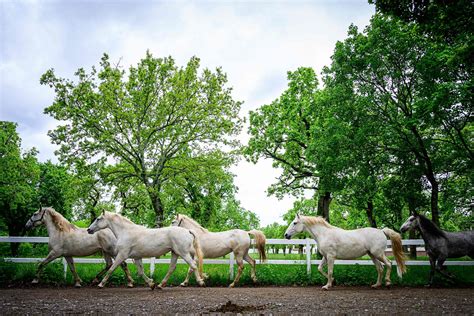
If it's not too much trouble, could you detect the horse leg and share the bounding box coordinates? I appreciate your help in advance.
[322,256,334,290]
[229,256,244,288]
[65,257,82,288]
[97,252,127,289]
[243,252,257,283]
[120,261,134,288]
[378,255,392,286]
[134,258,156,290]
[159,252,178,288]
[92,253,113,285]
[32,251,60,284]
[427,255,436,287]
[181,253,205,287]
[180,267,193,287]
[318,256,328,280]
[369,254,384,288]
[435,256,455,281]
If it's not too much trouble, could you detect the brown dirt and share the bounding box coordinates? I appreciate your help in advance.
[0,286,473,314]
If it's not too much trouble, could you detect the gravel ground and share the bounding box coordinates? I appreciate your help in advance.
[0,286,473,314]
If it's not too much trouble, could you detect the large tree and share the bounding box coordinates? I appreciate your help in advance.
[244,68,342,221]
[42,52,242,227]
[0,122,75,254]
[0,122,40,254]
[325,14,473,225]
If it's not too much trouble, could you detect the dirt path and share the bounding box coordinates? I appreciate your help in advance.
[1,286,473,314]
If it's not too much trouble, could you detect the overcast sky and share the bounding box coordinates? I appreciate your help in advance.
[0,0,374,226]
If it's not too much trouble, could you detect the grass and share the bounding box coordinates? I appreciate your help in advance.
[1,258,473,288]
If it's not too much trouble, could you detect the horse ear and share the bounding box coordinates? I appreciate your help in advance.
[296,213,301,219]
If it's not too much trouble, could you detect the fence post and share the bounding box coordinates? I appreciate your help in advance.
[305,239,311,276]
[229,252,235,280]
[150,257,155,278]
[62,257,67,281]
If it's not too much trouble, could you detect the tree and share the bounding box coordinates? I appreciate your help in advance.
[42,52,242,227]
[0,122,40,254]
[324,14,473,225]
[244,68,342,221]
[0,123,76,255]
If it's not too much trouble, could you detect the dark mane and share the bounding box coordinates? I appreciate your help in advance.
[417,214,447,238]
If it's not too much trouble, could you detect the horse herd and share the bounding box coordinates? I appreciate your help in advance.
[24,207,474,290]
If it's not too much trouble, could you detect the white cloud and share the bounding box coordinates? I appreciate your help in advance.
[0,0,374,226]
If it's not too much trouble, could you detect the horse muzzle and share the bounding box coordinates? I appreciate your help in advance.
[87,228,94,234]
[284,233,291,240]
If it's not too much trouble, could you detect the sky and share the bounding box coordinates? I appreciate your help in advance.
[0,0,374,226]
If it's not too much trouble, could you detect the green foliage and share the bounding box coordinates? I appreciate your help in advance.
[42,52,243,227]
[0,122,40,240]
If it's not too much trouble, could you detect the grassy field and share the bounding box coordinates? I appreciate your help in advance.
[1,258,473,288]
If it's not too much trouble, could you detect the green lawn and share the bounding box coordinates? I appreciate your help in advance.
[1,258,473,287]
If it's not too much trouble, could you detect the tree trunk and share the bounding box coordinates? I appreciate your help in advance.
[409,229,417,259]
[407,194,418,259]
[8,226,22,256]
[430,181,439,226]
[411,126,440,226]
[149,191,164,228]
[317,191,332,222]
[366,200,377,228]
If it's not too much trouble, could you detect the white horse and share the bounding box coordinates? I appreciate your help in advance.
[87,211,205,289]
[284,214,406,290]
[171,214,266,287]
[25,207,134,288]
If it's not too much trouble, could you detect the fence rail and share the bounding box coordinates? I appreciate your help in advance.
[1,236,473,280]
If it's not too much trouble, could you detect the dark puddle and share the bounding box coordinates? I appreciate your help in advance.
[210,300,265,313]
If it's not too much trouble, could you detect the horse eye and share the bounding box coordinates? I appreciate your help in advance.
[294,222,297,225]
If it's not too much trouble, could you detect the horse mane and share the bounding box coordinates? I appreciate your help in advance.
[417,214,447,238]
[46,207,77,232]
[301,216,334,229]
[106,212,135,225]
[178,214,209,233]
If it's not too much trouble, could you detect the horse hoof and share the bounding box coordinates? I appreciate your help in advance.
[322,285,330,290]
[424,284,432,288]
[150,283,156,290]
[31,279,39,284]
[127,283,134,288]
[371,284,381,289]
[158,283,166,288]
[74,283,82,288]
[98,284,105,289]
[198,281,206,287]
[180,282,188,287]
[385,282,392,287]
[228,283,235,288]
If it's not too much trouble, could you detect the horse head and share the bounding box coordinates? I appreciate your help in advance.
[284,213,304,239]
[400,214,419,233]
[25,207,48,230]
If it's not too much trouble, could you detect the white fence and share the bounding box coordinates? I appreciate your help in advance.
[1,237,473,280]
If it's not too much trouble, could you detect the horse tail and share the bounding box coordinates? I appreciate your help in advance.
[248,230,267,262]
[189,230,204,279]
[382,227,407,278]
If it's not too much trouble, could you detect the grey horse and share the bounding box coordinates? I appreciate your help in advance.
[401,212,474,286]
